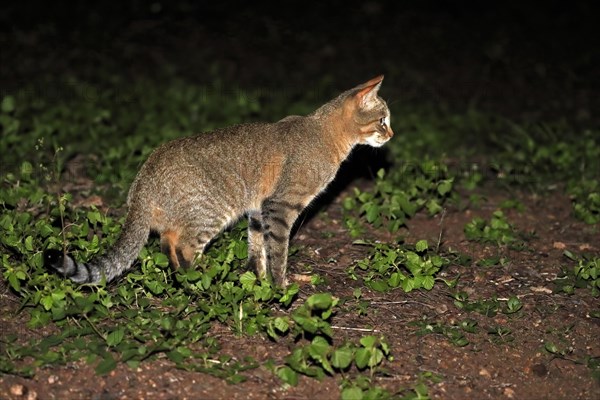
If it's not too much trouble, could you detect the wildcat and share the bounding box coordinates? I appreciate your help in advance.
[45,75,393,287]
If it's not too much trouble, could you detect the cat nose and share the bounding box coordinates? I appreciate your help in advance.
[387,127,394,138]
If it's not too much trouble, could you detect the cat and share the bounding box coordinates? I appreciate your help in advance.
[45,75,393,287]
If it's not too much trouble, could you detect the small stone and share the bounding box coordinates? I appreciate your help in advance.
[504,387,515,398]
[435,303,448,314]
[479,368,491,378]
[10,384,25,396]
[291,274,312,283]
[48,375,59,384]
[530,286,552,294]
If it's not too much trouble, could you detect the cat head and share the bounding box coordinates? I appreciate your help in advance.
[348,75,394,147]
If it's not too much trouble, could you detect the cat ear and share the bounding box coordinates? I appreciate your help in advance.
[354,75,384,109]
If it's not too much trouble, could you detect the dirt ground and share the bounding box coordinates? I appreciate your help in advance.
[1,181,599,399]
[1,2,599,399]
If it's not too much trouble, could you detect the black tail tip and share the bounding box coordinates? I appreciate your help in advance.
[44,249,65,271]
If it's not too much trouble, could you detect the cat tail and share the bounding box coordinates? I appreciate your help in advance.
[44,203,151,284]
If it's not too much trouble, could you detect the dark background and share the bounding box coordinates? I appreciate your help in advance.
[1,0,598,124]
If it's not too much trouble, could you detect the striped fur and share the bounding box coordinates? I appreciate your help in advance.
[45,76,393,287]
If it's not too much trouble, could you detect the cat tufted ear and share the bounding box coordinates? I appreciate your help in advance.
[354,75,384,109]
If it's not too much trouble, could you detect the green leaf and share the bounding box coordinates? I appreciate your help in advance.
[277,366,298,386]
[95,354,117,375]
[160,316,176,330]
[365,204,380,224]
[51,306,66,322]
[152,252,169,268]
[331,346,354,370]
[544,342,559,354]
[422,275,435,290]
[426,199,442,215]
[563,250,578,261]
[185,269,202,282]
[414,382,429,398]
[306,293,334,310]
[401,278,415,293]
[309,337,333,374]
[167,349,186,364]
[106,328,125,347]
[51,291,65,302]
[233,240,247,259]
[40,295,54,311]
[343,196,357,211]
[28,309,51,328]
[505,296,522,313]
[20,162,33,176]
[354,348,370,370]
[292,315,318,334]
[415,239,428,252]
[437,178,453,196]
[341,386,364,400]
[359,335,377,349]
[87,209,101,225]
[388,272,403,288]
[239,271,257,288]
[309,336,331,357]
[368,280,389,293]
[280,283,299,305]
[145,280,164,295]
[8,274,21,292]
[273,317,289,333]
[201,273,212,289]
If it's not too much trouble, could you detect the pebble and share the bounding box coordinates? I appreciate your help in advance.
[479,368,491,378]
[10,384,25,396]
[9,384,37,399]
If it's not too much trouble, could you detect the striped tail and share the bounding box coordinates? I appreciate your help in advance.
[44,205,151,284]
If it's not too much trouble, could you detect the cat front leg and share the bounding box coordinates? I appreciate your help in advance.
[247,211,267,279]
[261,198,303,287]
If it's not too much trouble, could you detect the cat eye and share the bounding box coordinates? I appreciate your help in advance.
[379,117,387,127]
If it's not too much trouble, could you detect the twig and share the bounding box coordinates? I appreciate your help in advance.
[331,325,379,333]
[436,208,446,253]
[83,314,107,342]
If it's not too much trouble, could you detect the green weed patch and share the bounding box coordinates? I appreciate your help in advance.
[347,240,449,293]
[555,251,600,296]
[343,167,454,236]
[490,124,600,224]
[464,210,529,249]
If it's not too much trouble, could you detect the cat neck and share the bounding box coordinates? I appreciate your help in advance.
[311,99,358,165]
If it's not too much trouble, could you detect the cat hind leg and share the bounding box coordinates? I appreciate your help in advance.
[160,229,198,270]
